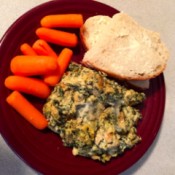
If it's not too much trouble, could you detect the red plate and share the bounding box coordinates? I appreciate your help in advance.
[0,0,165,174]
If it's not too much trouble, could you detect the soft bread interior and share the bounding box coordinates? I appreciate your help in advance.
[81,13,169,82]
[80,15,111,49]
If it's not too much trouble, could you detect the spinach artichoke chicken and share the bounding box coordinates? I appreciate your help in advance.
[43,62,145,162]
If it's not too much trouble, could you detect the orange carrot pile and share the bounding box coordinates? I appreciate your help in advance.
[5,76,51,99]
[44,48,73,86]
[6,91,48,130]
[36,27,78,47]
[10,55,58,76]
[20,43,37,56]
[32,39,57,58]
[40,14,83,28]
[5,13,84,130]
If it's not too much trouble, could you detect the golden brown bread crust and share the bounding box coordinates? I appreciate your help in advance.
[80,26,89,51]
[82,60,167,81]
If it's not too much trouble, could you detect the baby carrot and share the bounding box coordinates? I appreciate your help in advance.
[20,43,37,56]
[44,48,73,86]
[10,55,58,76]
[40,14,83,28]
[57,48,73,77]
[5,75,51,99]
[43,67,60,86]
[32,39,57,58]
[36,27,78,47]
[6,91,48,130]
